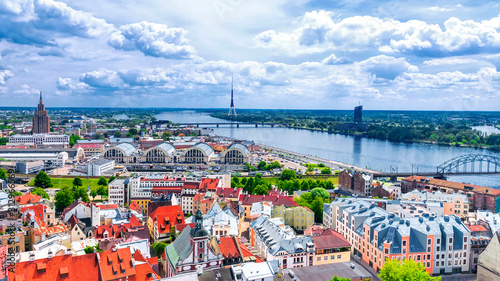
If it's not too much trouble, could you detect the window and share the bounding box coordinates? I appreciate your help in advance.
[199,242,203,249]
[199,253,203,259]
[427,239,431,245]
[337,255,341,259]
[403,241,406,247]
[331,255,335,260]
[324,256,328,260]
[317,257,321,261]
[435,261,439,267]
[437,239,440,244]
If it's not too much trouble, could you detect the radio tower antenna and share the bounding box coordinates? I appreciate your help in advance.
[228,74,237,117]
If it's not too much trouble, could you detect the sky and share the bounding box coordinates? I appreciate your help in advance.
[1,0,500,110]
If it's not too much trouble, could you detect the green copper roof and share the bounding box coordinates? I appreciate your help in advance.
[165,225,193,270]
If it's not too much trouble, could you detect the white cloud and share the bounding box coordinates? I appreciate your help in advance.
[253,10,500,56]
[108,21,197,59]
[0,70,13,85]
[79,68,124,89]
[358,55,419,80]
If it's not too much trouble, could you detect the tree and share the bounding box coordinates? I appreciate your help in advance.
[73,186,90,203]
[329,277,351,281]
[72,177,83,190]
[311,187,329,200]
[253,184,269,195]
[55,186,74,212]
[320,167,332,174]
[379,259,441,281]
[0,168,7,180]
[10,191,22,197]
[152,242,168,256]
[97,185,108,197]
[69,134,81,147]
[114,131,122,138]
[128,128,138,136]
[31,187,49,200]
[97,177,108,186]
[34,171,53,189]
[244,178,254,194]
[108,176,116,183]
[161,132,172,141]
[257,161,267,170]
[300,180,309,191]
[280,169,296,181]
[89,186,98,200]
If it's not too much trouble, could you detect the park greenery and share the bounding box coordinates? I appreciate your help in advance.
[294,187,330,223]
[31,187,49,199]
[379,259,441,281]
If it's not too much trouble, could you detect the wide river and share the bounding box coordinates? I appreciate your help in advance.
[156,111,500,188]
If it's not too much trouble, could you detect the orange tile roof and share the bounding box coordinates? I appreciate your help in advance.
[467,224,488,232]
[34,224,70,236]
[149,205,185,234]
[313,228,351,250]
[14,193,41,205]
[135,262,159,281]
[21,204,45,223]
[403,176,500,196]
[97,204,118,210]
[10,253,100,281]
[219,237,241,260]
[129,201,143,213]
[98,248,136,281]
[200,178,219,191]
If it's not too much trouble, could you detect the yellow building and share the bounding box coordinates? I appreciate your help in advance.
[132,199,150,213]
[272,205,314,231]
[312,228,351,265]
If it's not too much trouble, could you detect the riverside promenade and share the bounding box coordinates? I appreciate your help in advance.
[258,144,383,175]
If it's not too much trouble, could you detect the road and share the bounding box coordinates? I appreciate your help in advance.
[441,274,477,281]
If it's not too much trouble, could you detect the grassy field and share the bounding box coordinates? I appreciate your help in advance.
[28,177,103,190]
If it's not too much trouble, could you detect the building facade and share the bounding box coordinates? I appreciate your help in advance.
[272,205,314,231]
[32,92,50,134]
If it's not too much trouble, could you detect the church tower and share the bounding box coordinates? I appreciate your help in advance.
[32,91,50,134]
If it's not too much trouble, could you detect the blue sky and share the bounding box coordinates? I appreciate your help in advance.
[1,0,500,110]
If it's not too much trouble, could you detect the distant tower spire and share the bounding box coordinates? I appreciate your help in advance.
[40,91,42,101]
[228,74,237,117]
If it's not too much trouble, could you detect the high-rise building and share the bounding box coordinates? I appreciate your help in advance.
[354,105,362,124]
[32,92,50,134]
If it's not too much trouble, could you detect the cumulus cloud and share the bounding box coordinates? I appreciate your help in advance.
[253,10,500,56]
[321,54,349,65]
[79,68,124,89]
[358,55,419,80]
[0,70,13,85]
[108,21,197,59]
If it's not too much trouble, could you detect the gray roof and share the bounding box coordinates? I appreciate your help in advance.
[113,143,137,156]
[184,143,214,156]
[165,225,193,270]
[225,143,250,156]
[270,236,314,255]
[147,142,176,155]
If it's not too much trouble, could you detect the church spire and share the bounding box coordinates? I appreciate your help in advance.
[39,91,42,101]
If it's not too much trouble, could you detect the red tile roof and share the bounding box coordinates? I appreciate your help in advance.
[239,194,299,207]
[135,262,159,281]
[21,204,45,225]
[34,224,70,236]
[149,205,185,234]
[97,204,118,210]
[312,228,351,250]
[10,253,100,281]
[219,237,241,260]
[403,176,500,196]
[176,223,195,232]
[183,181,200,189]
[200,178,219,191]
[98,248,136,281]
[94,216,142,240]
[467,224,488,232]
[14,193,41,205]
[74,143,103,149]
[129,201,143,214]
[0,245,7,279]
[216,187,242,199]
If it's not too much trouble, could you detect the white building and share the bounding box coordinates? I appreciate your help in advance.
[185,203,239,237]
[108,178,127,207]
[472,211,500,234]
[87,159,115,176]
[0,151,68,167]
[8,134,70,148]
[231,261,279,281]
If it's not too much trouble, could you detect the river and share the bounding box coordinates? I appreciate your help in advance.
[156,111,500,188]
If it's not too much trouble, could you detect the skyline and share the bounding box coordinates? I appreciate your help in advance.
[1,1,500,110]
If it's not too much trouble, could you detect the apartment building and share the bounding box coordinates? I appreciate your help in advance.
[401,189,470,217]
[401,176,500,212]
[272,205,315,231]
[328,198,471,275]
[250,216,315,269]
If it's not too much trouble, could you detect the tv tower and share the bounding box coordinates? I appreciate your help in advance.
[228,75,237,117]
